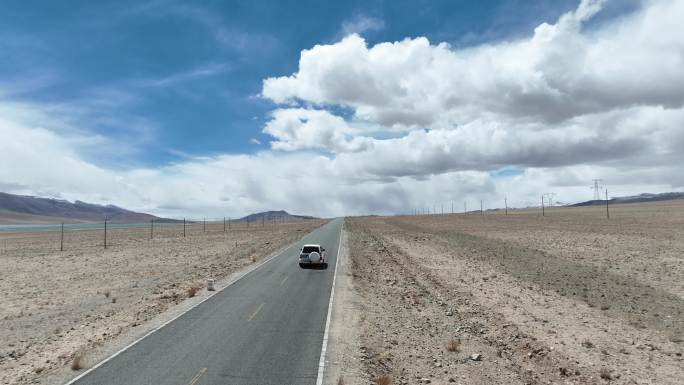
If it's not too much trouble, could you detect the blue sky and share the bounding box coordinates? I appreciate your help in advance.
[1,0,581,166]
[1,0,682,217]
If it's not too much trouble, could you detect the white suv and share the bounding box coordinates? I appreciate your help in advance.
[299,244,327,268]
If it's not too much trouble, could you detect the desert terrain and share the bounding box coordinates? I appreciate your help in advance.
[340,200,684,384]
[0,219,326,385]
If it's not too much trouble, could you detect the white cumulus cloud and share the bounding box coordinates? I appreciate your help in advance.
[2,0,683,218]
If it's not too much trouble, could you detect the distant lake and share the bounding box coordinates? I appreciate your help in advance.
[0,222,180,233]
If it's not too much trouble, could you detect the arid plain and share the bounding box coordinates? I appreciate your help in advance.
[341,200,684,385]
[0,220,325,385]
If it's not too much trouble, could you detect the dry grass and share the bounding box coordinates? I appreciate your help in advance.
[187,286,199,298]
[70,352,84,371]
[376,375,392,385]
[445,337,461,352]
[599,368,613,380]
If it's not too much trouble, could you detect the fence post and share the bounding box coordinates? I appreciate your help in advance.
[203,217,206,233]
[606,189,610,219]
[542,195,545,217]
[150,219,154,239]
[480,200,483,215]
[505,198,508,216]
[183,218,186,237]
[60,222,64,251]
[224,217,226,233]
[104,219,108,249]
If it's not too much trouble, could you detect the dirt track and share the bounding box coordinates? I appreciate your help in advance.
[344,201,684,385]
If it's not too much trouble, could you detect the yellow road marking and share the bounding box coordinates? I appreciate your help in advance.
[248,302,265,321]
[280,276,289,286]
[188,367,207,385]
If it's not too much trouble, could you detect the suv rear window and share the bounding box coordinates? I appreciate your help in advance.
[302,246,319,253]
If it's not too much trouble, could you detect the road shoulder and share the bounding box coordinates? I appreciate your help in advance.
[323,226,365,385]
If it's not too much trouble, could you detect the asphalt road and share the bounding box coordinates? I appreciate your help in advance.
[69,218,343,385]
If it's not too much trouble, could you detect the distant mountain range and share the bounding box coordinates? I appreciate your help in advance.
[0,192,316,225]
[234,210,316,223]
[570,192,684,207]
[0,192,171,224]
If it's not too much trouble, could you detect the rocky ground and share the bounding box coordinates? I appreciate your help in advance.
[342,201,684,385]
[0,220,325,385]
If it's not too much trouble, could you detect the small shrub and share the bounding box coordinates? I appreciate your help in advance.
[581,339,594,348]
[445,338,461,352]
[103,290,110,298]
[71,352,84,371]
[599,368,613,380]
[337,376,345,385]
[187,287,199,298]
[111,297,117,304]
[376,375,392,385]
[251,255,258,263]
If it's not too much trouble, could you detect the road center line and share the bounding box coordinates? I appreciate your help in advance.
[248,302,265,321]
[280,275,289,286]
[188,367,207,385]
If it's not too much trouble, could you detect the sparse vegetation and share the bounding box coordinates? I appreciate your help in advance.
[337,375,345,385]
[376,375,392,385]
[445,338,460,352]
[103,290,110,298]
[599,368,613,380]
[71,352,84,371]
[187,286,199,298]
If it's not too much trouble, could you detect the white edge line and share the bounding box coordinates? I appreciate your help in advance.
[63,224,327,385]
[316,219,343,385]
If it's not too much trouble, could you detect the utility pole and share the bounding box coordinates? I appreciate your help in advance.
[60,222,64,251]
[441,203,444,215]
[480,200,483,215]
[541,195,545,216]
[591,179,603,201]
[224,217,226,232]
[606,189,610,219]
[545,193,556,208]
[104,218,108,249]
[451,200,454,214]
[183,218,186,237]
[464,202,467,214]
[150,219,154,239]
[203,217,206,233]
[505,198,508,215]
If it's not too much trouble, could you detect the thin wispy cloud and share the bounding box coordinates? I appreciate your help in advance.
[340,15,385,36]
[137,63,231,88]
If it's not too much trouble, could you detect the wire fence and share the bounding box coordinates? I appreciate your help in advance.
[0,216,323,252]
